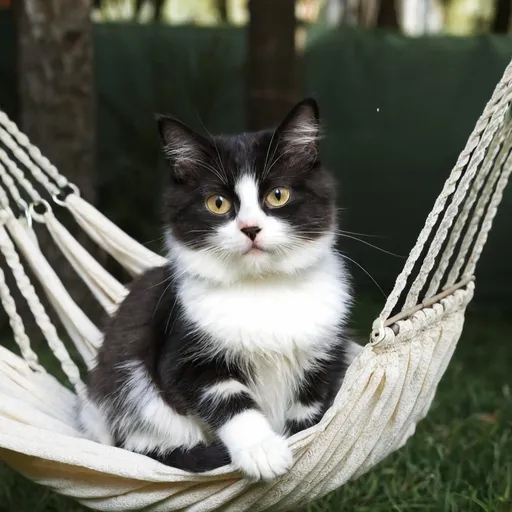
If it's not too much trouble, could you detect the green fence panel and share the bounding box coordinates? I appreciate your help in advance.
[0,15,511,300]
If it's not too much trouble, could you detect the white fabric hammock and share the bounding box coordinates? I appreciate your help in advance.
[0,59,512,511]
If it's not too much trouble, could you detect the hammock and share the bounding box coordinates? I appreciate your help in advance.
[0,59,511,512]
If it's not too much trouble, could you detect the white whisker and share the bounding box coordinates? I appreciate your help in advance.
[334,250,387,298]
[263,128,278,179]
[197,117,229,184]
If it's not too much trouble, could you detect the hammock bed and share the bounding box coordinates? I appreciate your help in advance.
[0,59,512,511]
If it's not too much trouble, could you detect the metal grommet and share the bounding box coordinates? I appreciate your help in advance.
[52,183,80,206]
[52,193,67,207]
[68,183,81,197]
[370,329,385,346]
[28,199,52,223]
[370,318,386,346]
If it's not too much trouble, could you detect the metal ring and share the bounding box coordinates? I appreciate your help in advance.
[370,329,386,346]
[370,318,386,345]
[28,199,52,223]
[52,183,80,207]
[52,192,67,207]
[68,183,81,196]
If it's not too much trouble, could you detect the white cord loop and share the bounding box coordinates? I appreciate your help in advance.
[52,183,81,207]
[28,199,52,223]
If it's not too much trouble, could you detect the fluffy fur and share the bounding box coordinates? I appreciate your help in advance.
[78,98,361,481]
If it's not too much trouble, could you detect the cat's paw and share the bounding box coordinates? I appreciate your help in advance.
[230,434,293,481]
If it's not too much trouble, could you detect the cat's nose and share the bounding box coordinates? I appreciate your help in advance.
[240,226,261,241]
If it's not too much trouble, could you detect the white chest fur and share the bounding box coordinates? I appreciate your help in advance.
[247,352,312,433]
[179,252,350,356]
[178,252,351,432]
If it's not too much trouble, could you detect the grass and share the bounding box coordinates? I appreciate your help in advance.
[0,298,511,512]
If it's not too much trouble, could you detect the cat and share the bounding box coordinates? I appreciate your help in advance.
[77,98,362,481]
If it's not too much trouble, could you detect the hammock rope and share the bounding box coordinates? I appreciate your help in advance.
[0,60,511,511]
[371,62,512,340]
[432,123,508,294]
[0,212,84,388]
[0,111,69,193]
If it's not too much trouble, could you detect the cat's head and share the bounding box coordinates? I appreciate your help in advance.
[157,98,337,283]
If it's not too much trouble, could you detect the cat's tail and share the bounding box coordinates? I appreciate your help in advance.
[143,440,231,472]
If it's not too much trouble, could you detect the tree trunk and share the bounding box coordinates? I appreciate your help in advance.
[134,0,166,22]
[341,0,360,25]
[358,0,378,28]
[16,0,95,203]
[215,0,228,23]
[153,0,165,21]
[246,0,297,131]
[376,0,399,29]
[492,0,511,33]
[15,0,100,332]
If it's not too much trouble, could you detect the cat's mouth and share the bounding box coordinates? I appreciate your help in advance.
[244,244,266,256]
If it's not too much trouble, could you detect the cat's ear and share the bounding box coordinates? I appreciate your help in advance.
[156,114,209,183]
[274,98,320,165]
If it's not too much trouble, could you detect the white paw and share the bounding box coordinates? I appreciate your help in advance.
[230,434,293,482]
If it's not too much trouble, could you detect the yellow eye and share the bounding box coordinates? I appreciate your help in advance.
[206,195,232,215]
[265,187,290,208]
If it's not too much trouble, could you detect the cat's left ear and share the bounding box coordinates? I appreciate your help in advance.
[274,98,320,165]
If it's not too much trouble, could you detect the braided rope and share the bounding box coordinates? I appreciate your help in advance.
[403,91,512,310]
[65,194,166,275]
[464,125,512,277]
[0,111,69,191]
[444,119,512,289]
[427,117,512,296]
[0,159,30,212]
[0,173,97,378]
[6,214,102,368]
[0,169,40,370]
[0,126,60,197]
[372,59,512,338]
[0,111,165,278]
[42,208,128,312]
[0,207,83,389]
[0,146,42,204]
[0,223,41,371]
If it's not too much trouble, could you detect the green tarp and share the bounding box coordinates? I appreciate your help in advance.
[1,14,511,301]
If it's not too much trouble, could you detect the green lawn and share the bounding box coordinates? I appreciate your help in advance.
[1,299,511,512]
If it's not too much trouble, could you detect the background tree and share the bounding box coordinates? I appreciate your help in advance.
[15,0,98,318]
[376,0,399,28]
[215,0,229,23]
[134,0,166,22]
[341,0,360,25]
[246,0,297,131]
[492,0,511,33]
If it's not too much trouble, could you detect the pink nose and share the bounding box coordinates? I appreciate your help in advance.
[240,226,261,241]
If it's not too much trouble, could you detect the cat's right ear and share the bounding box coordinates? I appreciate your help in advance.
[156,114,207,183]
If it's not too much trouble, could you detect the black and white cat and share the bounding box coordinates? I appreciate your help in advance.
[78,98,361,481]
